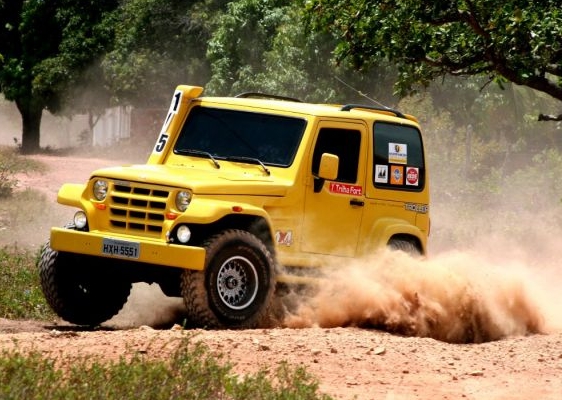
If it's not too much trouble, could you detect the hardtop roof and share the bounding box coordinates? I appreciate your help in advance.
[194,96,420,125]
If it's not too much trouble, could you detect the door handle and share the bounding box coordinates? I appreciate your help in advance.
[350,199,364,207]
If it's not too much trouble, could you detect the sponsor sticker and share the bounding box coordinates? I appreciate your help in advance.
[329,182,363,196]
[375,164,388,183]
[275,230,293,246]
[389,143,407,164]
[390,165,404,185]
[406,167,419,186]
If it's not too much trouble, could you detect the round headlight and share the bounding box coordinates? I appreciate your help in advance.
[93,179,108,201]
[175,190,192,212]
[176,225,191,243]
[73,211,88,229]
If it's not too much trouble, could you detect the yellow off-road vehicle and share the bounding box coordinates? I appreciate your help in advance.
[38,85,430,329]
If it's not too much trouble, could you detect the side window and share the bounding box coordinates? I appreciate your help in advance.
[312,128,361,183]
[373,122,425,190]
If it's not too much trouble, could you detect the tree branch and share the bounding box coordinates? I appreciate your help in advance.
[538,113,562,121]
[460,1,490,40]
[499,66,562,101]
[422,54,492,75]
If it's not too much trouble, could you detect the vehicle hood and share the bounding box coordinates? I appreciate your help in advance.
[90,164,291,196]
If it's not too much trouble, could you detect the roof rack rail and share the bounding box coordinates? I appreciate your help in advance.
[341,104,406,119]
[235,92,302,102]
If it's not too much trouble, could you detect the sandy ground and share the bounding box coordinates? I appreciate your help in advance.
[2,154,562,400]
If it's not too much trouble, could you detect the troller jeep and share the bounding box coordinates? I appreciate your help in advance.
[38,85,430,329]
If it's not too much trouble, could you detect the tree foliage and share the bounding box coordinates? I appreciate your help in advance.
[206,0,398,104]
[304,0,562,104]
[0,0,118,153]
[102,0,226,107]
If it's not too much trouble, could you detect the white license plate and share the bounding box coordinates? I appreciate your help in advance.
[102,238,140,259]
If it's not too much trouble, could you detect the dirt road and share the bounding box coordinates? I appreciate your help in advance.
[1,317,561,400]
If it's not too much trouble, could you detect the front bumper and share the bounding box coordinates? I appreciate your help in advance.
[50,227,206,270]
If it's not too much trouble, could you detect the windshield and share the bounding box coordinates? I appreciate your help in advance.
[174,106,306,167]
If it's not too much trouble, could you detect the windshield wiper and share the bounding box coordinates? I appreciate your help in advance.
[225,155,271,176]
[176,149,220,169]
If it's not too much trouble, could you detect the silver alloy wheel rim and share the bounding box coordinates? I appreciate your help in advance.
[216,256,258,310]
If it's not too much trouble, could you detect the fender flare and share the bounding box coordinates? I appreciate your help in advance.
[359,217,427,256]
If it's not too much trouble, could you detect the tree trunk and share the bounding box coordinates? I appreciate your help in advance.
[15,99,43,154]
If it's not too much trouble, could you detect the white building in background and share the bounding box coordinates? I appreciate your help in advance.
[92,106,132,146]
[1,97,146,149]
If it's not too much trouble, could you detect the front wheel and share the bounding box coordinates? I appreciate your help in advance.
[38,241,132,326]
[182,230,275,329]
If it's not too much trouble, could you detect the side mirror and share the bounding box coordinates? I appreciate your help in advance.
[314,153,339,192]
[318,153,339,180]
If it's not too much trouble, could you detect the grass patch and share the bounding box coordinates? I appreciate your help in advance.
[0,247,54,320]
[0,146,57,248]
[0,188,50,232]
[0,146,45,198]
[0,337,333,400]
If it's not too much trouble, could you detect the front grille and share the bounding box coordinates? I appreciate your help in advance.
[108,182,170,236]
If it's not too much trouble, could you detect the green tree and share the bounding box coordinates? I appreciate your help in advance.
[205,0,295,96]
[206,0,398,105]
[304,1,562,110]
[0,0,118,154]
[102,0,229,108]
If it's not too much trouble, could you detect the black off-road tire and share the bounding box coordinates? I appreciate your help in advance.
[181,229,276,329]
[38,241,132,326]
[388,238,422,256]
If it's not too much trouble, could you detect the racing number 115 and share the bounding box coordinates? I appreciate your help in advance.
[154,90,182,154]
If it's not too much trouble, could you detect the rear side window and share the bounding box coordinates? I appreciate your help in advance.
[373,122,425,190]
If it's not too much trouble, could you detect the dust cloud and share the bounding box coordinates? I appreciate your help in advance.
[282,247,559,343]
[108,283,187,329]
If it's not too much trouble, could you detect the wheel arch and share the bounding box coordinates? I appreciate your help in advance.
[359,217,427,256]
[187,214,275,255]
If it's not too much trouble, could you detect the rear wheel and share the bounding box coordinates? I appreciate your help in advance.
[181,229,275,329]
[388,238,422,256]
[38,241,132,326]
